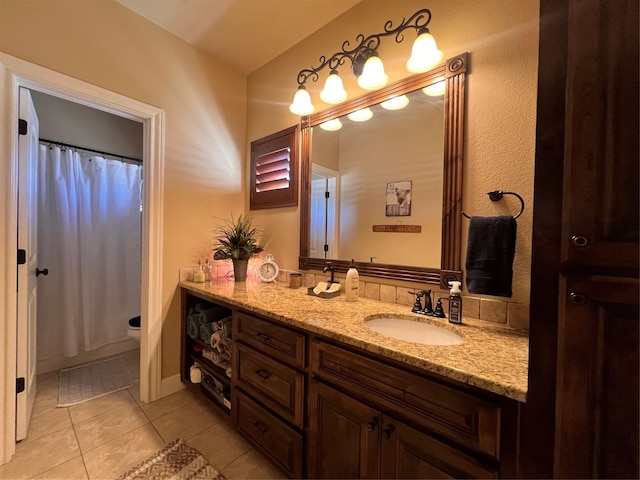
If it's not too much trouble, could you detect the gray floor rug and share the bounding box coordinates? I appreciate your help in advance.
[57,355,133,407]
[116,439,225,480]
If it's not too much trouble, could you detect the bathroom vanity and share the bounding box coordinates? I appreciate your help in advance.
[180,280,528,478]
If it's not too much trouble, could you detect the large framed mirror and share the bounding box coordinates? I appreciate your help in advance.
[299,53,467,288]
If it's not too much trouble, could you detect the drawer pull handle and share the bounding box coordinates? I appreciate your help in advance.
[256,369,271,380]
[382,424,395,440]
[254,420,270,434]
[256,332,271,342]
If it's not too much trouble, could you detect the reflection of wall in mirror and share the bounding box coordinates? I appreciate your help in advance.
[313,93,444,268]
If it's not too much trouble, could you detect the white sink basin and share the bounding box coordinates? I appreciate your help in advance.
[365,316,463,346]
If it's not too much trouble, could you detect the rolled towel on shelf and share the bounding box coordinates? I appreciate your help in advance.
[199,322,214,344]
[199,306,230,325]
[225,366,232,378]
[210,332,222,349]
[216,338,232,358]
[186,314,201,340]
[202,347,230,366]
[465,215,517,297]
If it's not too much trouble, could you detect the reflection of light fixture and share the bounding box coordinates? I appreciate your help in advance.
[347,108,373,122]
[320,70,347,104]
[406,28,444,73]
[319,118,343,131]
[380,95,410,110]
[289,8,443,115]
[289,85,315,115]
[423,80,446,96]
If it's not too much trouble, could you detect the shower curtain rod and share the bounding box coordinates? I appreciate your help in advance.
[39,138,142,164]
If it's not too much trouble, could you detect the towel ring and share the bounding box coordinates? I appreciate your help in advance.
[461,190,525,220]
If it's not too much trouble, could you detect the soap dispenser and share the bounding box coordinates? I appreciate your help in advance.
[193,260,205,283]
[345,259,359,302]
[448,281,463,324]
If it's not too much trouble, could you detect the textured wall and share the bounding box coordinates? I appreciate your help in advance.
[247,0,539,305]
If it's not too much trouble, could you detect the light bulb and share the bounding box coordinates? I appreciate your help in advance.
[319,118,343,131]
[423,80,446,97]
[357,55,388,90]
[320,70,347,104]
[347,107,373,122]
[406,30,444,73]
[380,95,410,111]
[289,86,315,115]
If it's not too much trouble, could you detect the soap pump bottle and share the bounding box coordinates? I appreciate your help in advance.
[345,259,359,302]
[193,260,205,283]
[448,281,463,324]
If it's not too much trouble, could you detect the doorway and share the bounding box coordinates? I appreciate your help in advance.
[0,53,164,464]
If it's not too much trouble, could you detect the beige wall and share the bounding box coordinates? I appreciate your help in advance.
[0,0,247,379]
[247,0,539,304]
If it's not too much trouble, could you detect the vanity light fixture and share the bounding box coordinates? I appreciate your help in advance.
[380,95,410,110]
[347,107,373,122]
[289,8,444,115]
[422,80,446,97]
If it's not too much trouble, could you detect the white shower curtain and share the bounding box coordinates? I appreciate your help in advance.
[37,144,142,359]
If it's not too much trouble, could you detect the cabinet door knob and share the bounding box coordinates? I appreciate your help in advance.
[256,368,270,380]
[569,292,587,305]
[366,418,378,432]
[571,235,589,247]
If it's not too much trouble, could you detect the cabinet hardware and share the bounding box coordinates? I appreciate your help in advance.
[366,418,378,432]
[256,332,271,342]
[254,420,270,434]
[36,267,49,277]
[570,235,589,247]
[382,424,395,440]
[256,368,271,380]
[569,292,587,305]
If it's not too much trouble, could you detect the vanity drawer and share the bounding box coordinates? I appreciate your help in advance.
[310,339,502,460]
[235,343,305,428]
[234,390,303,479]
[234,310,306,368]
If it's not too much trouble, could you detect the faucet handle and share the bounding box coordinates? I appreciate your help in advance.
[410,290,424,313]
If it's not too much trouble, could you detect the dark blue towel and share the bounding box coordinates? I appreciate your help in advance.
[465,216,517,297]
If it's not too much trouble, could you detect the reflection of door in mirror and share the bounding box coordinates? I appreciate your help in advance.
[310,165,339,259]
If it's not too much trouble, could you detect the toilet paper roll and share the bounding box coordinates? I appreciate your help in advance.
[190,364,202,383]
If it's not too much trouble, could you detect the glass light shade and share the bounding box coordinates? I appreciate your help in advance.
[320,71,347,104]
[347,107,373,122]
[422,80,446,97]
[406,31,444,73]
[380,95,410,111]
[319,118,343,131]
[289,86,315,115]
[357,55,388,90]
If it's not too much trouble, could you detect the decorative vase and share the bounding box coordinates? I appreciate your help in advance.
[232,259,248,282]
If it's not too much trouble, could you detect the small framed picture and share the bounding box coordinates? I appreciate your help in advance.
[386,181,412,216]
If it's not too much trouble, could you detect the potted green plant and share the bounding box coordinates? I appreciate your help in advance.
[212,214,263,282]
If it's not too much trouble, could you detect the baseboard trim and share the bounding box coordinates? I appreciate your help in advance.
[160,374,185,398]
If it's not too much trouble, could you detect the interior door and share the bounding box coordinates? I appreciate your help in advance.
[16,87,40,441]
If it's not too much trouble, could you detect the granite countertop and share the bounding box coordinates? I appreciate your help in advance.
[179,279,529,402]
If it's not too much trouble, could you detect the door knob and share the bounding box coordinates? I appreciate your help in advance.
[36,268,49,277]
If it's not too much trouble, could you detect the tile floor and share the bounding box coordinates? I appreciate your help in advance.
[0,349,285,479]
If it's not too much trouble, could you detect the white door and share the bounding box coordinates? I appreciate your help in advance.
[310,165,339,259]
[16,87,40,441]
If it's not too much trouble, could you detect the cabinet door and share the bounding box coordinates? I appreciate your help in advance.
[308,380,380,479]
[555,276,639,478]
[380,416,498,479]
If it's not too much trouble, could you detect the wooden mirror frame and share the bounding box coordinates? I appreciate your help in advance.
[299,52,467,289]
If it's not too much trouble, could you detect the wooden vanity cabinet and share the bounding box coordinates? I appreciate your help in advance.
[232,310,307,478]
[308,339,510,479]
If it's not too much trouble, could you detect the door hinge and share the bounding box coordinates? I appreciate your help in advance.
[324,244,329,252]
[17,249,26,265]
[18,119,27,135]
[325,191,330,199]
[16,377,25,394]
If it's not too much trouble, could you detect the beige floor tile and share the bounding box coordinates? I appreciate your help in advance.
[27,406,72,442]
[152,396,222,442]
[139,386,202,421]
[221,447,287,480]
[73,399,149,452]
[120,349,140,382]
[128,379,141,403]
[68,389,137,425]
[32,373,61,414]
[0,427,80,479]
[187,419,251,471]
[82,423,165,480]
[33,455,88,480]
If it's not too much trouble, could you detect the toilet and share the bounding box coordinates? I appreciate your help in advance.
[127,315,141,342]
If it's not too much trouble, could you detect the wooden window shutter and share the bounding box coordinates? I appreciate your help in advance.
[250,125,299,210]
